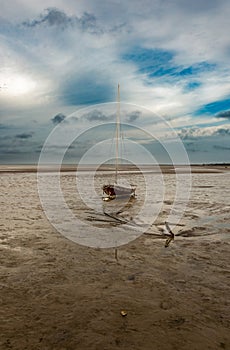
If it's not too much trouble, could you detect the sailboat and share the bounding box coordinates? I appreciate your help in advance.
[102,84,136,200]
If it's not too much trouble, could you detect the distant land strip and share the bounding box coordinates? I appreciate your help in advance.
[0,164,229,174]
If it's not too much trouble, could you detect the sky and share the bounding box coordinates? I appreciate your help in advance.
[0,0,230,164]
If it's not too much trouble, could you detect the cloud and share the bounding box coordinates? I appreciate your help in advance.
[1,1,230,164]
[78,12,100,34]
[171,0,225,13]
[215,128,230,136]
[0,123,9,130]
[213,145,230,150]
[126,110,141,123]
[22,8,70,28]
[0,128,40,163]
[61,76,114,106]
[83,110,113,122]
[51,113,66,124]
[1,3,230,117]
[15,132,33,139]
[22,8,106,34]
[215,110,230,119]
[178,125,230,139]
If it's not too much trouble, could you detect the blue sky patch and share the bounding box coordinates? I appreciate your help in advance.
[123,47,174,68]
[184,81,202,91]
[195,98,230,115]
[178,62,216,76]
[123,47,216,85]
[122,47,175,78]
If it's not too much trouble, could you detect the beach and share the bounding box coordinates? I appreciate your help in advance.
[0,165,229,350]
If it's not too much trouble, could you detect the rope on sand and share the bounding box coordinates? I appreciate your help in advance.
[164,221,175,247]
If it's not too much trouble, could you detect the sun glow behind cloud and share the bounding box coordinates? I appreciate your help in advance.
[0,73,37,96]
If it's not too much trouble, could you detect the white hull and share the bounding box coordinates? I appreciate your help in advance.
[103,183,136,199]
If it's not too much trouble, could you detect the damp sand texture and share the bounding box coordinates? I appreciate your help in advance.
[0,166,230,350]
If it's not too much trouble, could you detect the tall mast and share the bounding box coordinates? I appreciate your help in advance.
[115,83,120,183]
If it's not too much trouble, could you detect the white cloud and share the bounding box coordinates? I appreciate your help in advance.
[178,124,230,139]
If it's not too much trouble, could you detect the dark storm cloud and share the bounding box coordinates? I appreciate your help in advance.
[215,110,230,119]
[21,7,128,35]
[61,76,114,106]
[213,145,230,150]
[81,109,142,123]
[126,110,141,123]
[15,132,33,139]
[1,149,24,154]
[109,22,129,34]
[22,8,103,34]
[40,143,76,151]
[0,129,40,164]
[83,110,113,122]
[22,8,70,28]
[0,123,8,129]
[78,12,99,33]
[51,113,66,124]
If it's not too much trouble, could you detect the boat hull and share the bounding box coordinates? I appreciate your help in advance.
[103,184,136,200]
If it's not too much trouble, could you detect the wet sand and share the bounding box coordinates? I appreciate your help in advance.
[0,166,229,350]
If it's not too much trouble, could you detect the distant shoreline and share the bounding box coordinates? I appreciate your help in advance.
[0,164,229,174]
